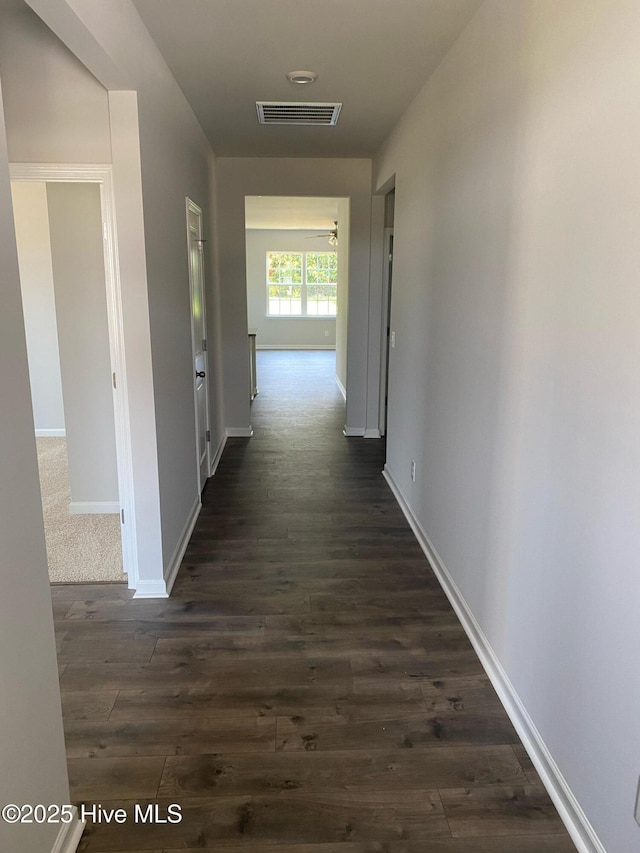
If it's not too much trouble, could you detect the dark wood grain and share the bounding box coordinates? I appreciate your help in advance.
[54,351,574,852]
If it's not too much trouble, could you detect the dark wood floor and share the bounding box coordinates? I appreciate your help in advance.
[53,350,576,852]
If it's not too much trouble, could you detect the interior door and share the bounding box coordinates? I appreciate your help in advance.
[186,199,211,491]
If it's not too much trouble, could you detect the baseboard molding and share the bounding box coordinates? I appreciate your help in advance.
[257,345,335,350]
[51,809,84,853]
[335,375,346,400]
[35,428,66,437]
[364,428,381,439]
[226,426,253,437]
[209,433,227,476]
[69,501,119,515]
[163,494,202,597]
[343,426,365,437]
[382,464,606,853]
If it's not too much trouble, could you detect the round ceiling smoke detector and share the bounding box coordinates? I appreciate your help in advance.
[286,70,318,85]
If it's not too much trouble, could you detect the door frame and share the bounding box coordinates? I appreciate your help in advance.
[185,197,211,493]
[379,226,394,437]
[9,163,139,589]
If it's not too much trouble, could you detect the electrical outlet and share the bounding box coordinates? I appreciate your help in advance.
[411,460,416,482]
[391,330,396,349]
[324,329,329,337]
[634,776,640,826]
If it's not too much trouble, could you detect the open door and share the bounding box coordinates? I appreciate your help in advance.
[186,198,211,491]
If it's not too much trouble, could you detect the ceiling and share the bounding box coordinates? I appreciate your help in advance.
[131,0,483,157]
[245,196,341,230]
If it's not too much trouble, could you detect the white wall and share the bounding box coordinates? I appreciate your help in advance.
[11,181,65,435]
[374,2,640,851]
[0,0,111,163]
[0,78,73,853]
[245,229,336,349]
[47,181,119,506]
[216,158,371,433]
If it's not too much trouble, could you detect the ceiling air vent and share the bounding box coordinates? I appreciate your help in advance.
[256,101,342,126]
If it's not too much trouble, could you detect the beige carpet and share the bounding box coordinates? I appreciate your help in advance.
[36,437,126,583]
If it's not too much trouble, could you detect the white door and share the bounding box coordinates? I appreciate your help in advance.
[186,199,211,491]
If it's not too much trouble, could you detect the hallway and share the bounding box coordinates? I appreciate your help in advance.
[54,351,575,851]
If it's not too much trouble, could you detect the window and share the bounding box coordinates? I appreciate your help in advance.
[267,251,337,317]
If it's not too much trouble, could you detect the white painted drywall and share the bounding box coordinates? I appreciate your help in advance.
[216,158,371,432]
[0,0,111,163]
[374,1,640,851]
[245,229,336,349]
[0,78,72,853]
[11,181,66,434]
[46,181,119,506]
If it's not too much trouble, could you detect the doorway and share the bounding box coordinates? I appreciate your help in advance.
[186,198,211,493]
[379,188,395,438]
[10,165,138,587]
[243,195,349,408]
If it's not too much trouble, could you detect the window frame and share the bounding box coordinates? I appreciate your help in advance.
[266,250,337,318]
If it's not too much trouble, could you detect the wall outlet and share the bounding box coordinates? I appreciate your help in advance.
[391,330,396,349]
[411,460,416,482]
[324,329,329,337]
[634,776,640,826]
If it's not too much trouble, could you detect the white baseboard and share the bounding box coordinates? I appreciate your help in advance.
[364,428,381,439]
[226,426,253,437]
[335,375,346,400]
[343,426,365,437]
[382,464,605,853]
[163,495,202,596]
[209,433,227,476]
[69,501,119,515]
[51,809,84,853]
[35,428,66,437]
[256,345,335,350]
[133,578,169,598]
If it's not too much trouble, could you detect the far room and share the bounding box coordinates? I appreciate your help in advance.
[244,195,349,401]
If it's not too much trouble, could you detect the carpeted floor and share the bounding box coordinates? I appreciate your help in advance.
[36,437,126,584]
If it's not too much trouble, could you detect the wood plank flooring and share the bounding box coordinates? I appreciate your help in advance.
[53,350,576,852]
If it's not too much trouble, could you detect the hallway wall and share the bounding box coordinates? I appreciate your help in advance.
[374,1,640,851]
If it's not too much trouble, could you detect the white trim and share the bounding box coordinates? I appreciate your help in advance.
[256,344,335,350]
[10,163,140,591]
[364,428,381,439]
[51,809,84,853]
[379,226,394,437]
[132,578,169,598]
[335,375,347,400]
[343,426,365,437]
[382,464,607,853]
[226,426,253,437]
[35,428,66,437]
[69,501,119,515]
[209,433,227,476]
[162,494,202,597]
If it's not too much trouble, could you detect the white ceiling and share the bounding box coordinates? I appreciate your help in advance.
[245,196,341,230]
[131,0,483,157]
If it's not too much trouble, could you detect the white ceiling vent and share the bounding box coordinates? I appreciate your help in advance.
[256,102,342,127]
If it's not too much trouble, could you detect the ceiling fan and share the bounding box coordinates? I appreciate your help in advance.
[306,220,338,246]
